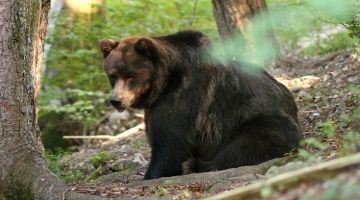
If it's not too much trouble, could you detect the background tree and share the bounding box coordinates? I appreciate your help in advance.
[0,1,68,199]
[64,0,106,17]
[211,0,278,64]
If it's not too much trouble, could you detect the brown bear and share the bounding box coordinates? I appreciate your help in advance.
[100,30,302,180]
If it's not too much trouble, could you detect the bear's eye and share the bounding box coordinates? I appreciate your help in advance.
[124,72,136,80]
[125,75,134,81]
[108,75,116,82]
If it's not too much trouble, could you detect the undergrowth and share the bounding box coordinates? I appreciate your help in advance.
[45,148,84,182]
[298,86,360,162]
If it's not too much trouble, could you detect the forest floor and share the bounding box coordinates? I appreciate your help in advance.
[60,50,360,199]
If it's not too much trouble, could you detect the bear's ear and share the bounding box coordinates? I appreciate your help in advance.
[134,38,159,59]
[167,30,212,49]
[100,39,119,58]
[198,36,212,48]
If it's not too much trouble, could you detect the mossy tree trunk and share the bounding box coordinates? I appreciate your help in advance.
[211,0,278,64]
[0,1,68,199]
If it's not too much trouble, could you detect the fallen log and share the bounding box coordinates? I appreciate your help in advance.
[205,153,360,200]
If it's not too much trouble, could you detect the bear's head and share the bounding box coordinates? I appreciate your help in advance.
[100,30,212,112]
[100,36,165,112]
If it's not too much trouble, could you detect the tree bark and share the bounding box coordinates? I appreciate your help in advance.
[0,1,68,199]
[212,0,278,63]
[0,1,115,199]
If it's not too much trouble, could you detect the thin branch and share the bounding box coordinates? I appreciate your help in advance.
[63,123,145,140]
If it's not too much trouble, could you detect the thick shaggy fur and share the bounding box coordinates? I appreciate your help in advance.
[100,30,303,180]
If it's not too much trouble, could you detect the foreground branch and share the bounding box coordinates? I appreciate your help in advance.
[206,153,360,200]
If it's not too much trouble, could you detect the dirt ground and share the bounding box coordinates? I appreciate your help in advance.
[63,50,360,199]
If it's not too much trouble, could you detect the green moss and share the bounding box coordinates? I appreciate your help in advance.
[45,149,86,182]
[90,152,116,168]
[62,170,84,182]
[150,186,169,196]
[132,136,148,149]
[88,166,110,181]
[5,169,32,200]
[90,168,135,184]
[257,158,290,175]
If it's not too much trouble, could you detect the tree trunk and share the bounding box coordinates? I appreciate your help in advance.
[0,1,68,199]
[212,0,278,64]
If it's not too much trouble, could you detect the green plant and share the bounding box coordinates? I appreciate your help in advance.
[45,148,84,182]
[299,0,360,38]
[301,31,358,56]
[299,86,360,162]
[90,152,116,168]
[150,186,169,196]
[45,148,71,162]
[40,89,108,128]
[268,0,359,57]
[260,186,276,198]
[339,131,360,157]
[62,169,84,182]
[88,166,109,181]
[298,137,330,162]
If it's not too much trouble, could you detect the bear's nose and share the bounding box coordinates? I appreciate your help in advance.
[110,97,122,110]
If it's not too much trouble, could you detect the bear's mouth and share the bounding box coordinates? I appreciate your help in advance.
[117,107,125,113]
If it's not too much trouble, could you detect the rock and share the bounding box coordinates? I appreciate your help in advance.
[207,180,231,194]
[110,153,148,172]
[133,153,149,167]
[265,161,310,178]
[59,152,98,174]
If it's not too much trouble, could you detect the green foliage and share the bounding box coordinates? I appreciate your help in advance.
[88,166,109,181]
[300,0,360,39]
[45,147,70,162]
[299,176,360,200]
[299,86,360,162]
[298,119,338,162]
[260,186,275,198]
[150,186,169,196]
[339,131,360,156]
[90,152,116,168]
[40,89,108,128]
[299,0,360,56]
[267,0,359,57]
[317,119,336,138]
[301,31,358,57]
[45,148,84,182]
[62,170,84,182]
[220,0,360,64]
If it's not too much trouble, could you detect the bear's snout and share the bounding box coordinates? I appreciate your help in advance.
[110,97,125,112]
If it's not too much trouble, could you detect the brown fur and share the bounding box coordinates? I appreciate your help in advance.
[100,30,302,180]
